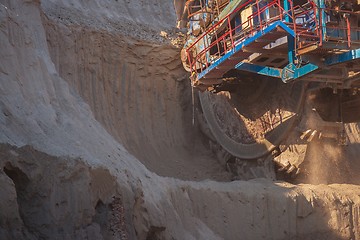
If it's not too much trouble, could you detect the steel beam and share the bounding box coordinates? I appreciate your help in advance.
[293,63,319,79]
[281,63,318,82]
[325,48,360,66]
[235,62,282,78]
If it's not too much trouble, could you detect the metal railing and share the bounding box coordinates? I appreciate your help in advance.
[186,0,360,79]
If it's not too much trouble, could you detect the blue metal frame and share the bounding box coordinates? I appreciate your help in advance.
[293,63,319,79]
[235,62,281,78]
[236,62,318,82]
[283,0,291,23]
[325,48,360,66]
[316,0,327,39]
[281,63,318,82]
[197,1,360,84]
[197,21,295,80]
[283,0,295,65]
[236,49,360,81]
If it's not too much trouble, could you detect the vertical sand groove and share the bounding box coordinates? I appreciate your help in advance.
[43,17,231,181]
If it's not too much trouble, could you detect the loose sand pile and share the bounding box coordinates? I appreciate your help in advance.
[0,0,360,239]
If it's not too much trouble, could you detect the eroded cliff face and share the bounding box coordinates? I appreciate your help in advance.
[0,0,360,239]
[41,1,232,181]
[43,22,229,181]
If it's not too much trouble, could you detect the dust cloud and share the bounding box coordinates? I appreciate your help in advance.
[298,135,360,185]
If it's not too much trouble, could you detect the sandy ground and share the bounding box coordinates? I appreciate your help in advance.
[0,0,360,239]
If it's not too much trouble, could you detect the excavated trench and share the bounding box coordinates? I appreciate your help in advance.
[0,0,360,239]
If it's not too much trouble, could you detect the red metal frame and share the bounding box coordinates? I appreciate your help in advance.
[186,0,360,78]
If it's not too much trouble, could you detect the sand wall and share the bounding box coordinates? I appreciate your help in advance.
[42,8,230,181]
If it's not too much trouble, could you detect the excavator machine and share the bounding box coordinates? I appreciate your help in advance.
[178,0,360,179]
